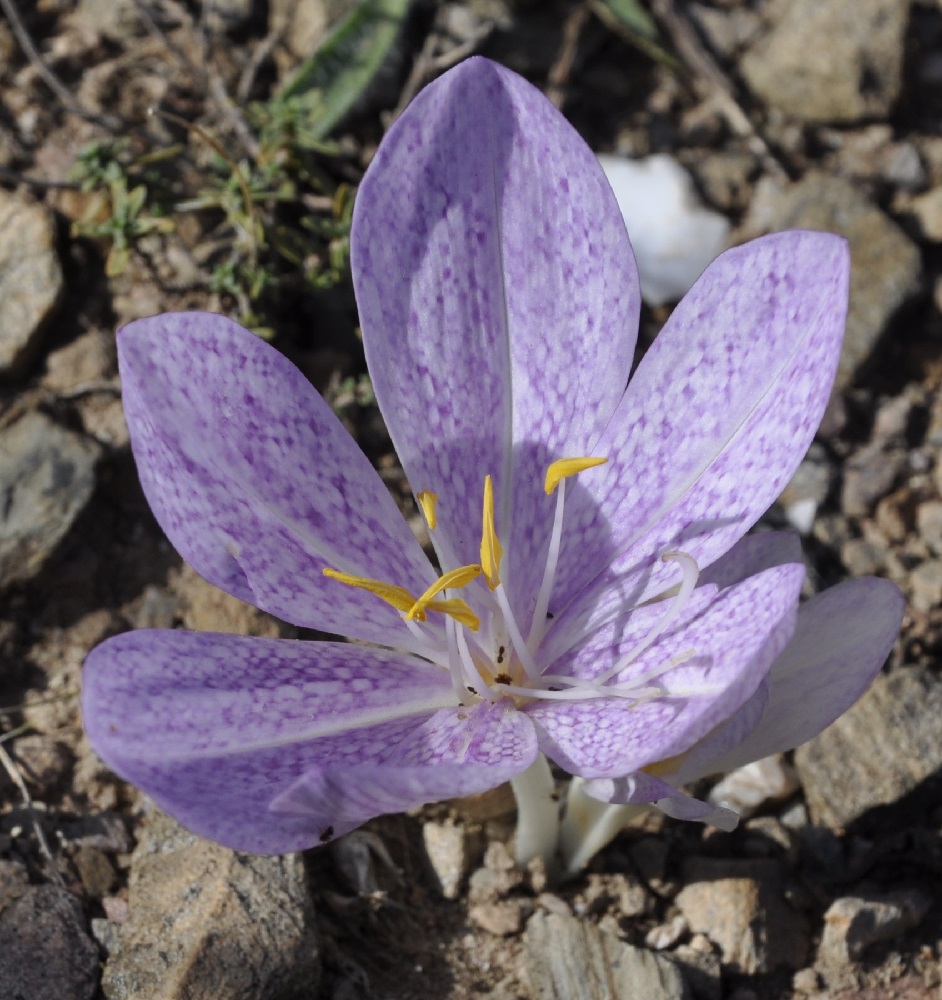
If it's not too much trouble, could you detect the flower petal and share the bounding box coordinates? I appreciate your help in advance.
[119,313,434,642]
[525,563,803,777]
[583,773,739,831]
[552,231,848,634]
[352,57,640,619]
[83,629,469,853]
[699,531,803,590]
[689,576,904,777]
[270,701,538,841]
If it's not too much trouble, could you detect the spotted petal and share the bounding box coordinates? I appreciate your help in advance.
[352,56,640,622]
[118,313,435,643]
[82,630,527,853]
[551,232,848,641]
[525,563,804,777]
[685,575,905,778]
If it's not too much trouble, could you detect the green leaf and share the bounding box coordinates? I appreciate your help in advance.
[589,0,682,71]
[273,0,412,147]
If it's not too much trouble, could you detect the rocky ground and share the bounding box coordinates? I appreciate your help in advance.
[1,0,942,998]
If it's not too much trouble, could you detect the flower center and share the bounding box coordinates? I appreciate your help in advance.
[324,458,699,707]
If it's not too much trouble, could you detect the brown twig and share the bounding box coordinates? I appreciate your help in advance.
[0,0,120,130]
[0,741,65,887]
[0,165,81,190]
[547,4,591,109]
[649,0,788,179]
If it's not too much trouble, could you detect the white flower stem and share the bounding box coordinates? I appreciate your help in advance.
[559,777,648,878]
[510,754,560,870]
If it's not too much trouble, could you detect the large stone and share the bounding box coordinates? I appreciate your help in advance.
[524,911,690,1000]
[759,175,921,389]
[0,189,64,378]
[794,668,942,828]
[741,0,909,123]
[101,811,320,1000]
[675,858,809,974]
[0,884,99,1000]
[0,411,102,587]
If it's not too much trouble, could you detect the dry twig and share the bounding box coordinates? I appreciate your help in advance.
[0,0,120,130]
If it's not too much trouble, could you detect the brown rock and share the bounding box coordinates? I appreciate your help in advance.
[818,891,931,964]
[741,0,909,123]
[675,858,808,974]
[0,189,64,378]
[795,668,942,828]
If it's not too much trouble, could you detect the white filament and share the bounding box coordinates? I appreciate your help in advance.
[590,552,700,687]
[527,482,566,654]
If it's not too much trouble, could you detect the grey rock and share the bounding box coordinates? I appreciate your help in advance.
[672,935,722,1000]
[101,811,320,1000]
[794,668,942,828]
[675,858,809,974]
[0,884,99,1000]
[818,891,931,963]
[0,411,102,587]
[841,444,908,517]
[760,175,921,389]
[916,500,942,556]
[524,911,691,1000]
[778,444,834,534]
[741,0,910,123]
[839,537,886,577]
[0,189,64,378]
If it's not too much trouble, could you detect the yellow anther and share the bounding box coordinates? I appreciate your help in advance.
[322,568,423,618]
[425,598,480,631]
[480,475,503,590]
[544,456,608,495]
[416,490,438,530]
[408,564,482,620]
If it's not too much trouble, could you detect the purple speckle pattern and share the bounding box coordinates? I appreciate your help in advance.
[82,59,903,853]
[524,564,803,776]
[119,314,435,641]
[352,57,639,627]
[550,232,849,638]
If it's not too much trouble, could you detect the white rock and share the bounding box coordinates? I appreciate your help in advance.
[708,756,800,819]
[598,154,730,307]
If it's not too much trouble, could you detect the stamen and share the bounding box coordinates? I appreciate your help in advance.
[407,564,482,622]
[416,490,438,530]
[591,552,700,687]
[480,475,503,590]
[323,568,422,618]
[445,617,470,702]
[527,481,566,653]
[544,456,607,495]
[528,456,608,653]
[425,597,480,631]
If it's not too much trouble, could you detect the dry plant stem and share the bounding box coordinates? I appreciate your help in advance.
[0,741,65,887]
[392,20,494,121]
[650,0,788,180]
[0,0,119,130]
[546,4,590,109]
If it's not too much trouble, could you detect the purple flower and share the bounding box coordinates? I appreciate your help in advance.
[83,58,904,866]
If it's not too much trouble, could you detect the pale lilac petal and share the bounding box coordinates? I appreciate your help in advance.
[699,531,802,590]
[83,630,475,853]
[119,313,434,642]
[270,701,537,840]
[583,773,738,831]
[525,564,803,777]
[691,576,904,777]
[551,232,848,637]
[352,56,640,622]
